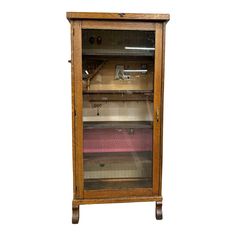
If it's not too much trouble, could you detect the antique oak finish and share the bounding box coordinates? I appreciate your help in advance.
[67,12,169,223]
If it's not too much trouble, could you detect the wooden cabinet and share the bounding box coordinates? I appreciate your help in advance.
[67,12,170,223]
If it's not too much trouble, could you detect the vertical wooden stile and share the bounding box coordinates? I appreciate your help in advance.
[72,21,84,198]
[71,22,76,196]
[153,23,163,195]
[159,23,166,196]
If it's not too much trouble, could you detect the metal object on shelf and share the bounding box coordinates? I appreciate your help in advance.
[97,36,102,45]
[115,65,124,80]
[89,36,95,44]
[93,103,102,116]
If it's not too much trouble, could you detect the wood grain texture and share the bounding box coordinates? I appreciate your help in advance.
[72,21,84,198]
[84,188,153,199]
[82,20,155,30]
[67,12,170,21]
[73,196,162,205]
[70,22,76,197]
[153,23,163,194]
[159,23,167,196]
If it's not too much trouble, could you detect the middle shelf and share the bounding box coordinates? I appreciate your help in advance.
[83,90,153,102]
[84,121,152,129]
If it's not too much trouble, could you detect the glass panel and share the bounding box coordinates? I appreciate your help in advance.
[82,29,155,190]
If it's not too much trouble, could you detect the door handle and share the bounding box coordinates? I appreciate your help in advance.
[156,107,159,122]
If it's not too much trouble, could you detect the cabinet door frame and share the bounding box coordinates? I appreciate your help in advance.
[71,20,84,199]
[71,20,165,199]
[153,23,165,195]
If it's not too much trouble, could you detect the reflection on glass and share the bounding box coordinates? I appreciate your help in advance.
[82,29,155,190]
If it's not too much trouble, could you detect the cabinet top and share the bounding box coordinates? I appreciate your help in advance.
[66,12,170,22]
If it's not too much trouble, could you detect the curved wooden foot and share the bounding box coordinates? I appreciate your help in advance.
[72,205,80,224]
[155,202,163,220]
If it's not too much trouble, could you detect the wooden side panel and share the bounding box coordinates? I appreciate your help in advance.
[70,22,76,196]
[153,24,163,195]
[72,21,84,198]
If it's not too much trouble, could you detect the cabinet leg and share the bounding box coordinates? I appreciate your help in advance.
[155,202,163,220]
[72,205,80,224]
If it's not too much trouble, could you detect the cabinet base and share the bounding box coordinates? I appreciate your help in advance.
[72,196,162,223]
[73,195,162,205]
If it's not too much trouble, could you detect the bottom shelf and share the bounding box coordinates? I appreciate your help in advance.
[84,178,152,190]
[84,151,152,179]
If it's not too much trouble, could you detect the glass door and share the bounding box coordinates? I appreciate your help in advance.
[82,29,155,191]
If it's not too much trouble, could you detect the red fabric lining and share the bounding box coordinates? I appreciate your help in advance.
[83,128,152,153]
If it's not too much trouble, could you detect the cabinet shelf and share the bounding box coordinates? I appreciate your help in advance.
[83,49,154,57]
[83,91,153,102]
[83,90,153,94]
[84,121,152,129]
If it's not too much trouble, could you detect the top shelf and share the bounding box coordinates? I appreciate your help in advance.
[67,12,170,22]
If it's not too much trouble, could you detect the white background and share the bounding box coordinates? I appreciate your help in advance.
[0,0,236,235]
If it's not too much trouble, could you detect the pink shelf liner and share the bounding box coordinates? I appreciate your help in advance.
[83,128,152,153]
